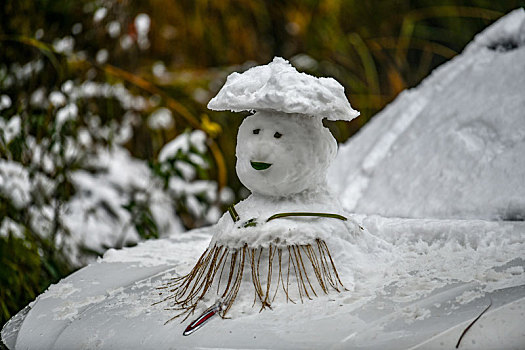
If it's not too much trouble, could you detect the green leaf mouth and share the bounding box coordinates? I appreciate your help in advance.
[250,161,272,170]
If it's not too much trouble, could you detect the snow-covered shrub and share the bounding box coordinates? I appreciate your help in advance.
[0,0,225,326]
[152,130,222,227]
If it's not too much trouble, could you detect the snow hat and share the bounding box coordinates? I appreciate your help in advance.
[208,57,360,121]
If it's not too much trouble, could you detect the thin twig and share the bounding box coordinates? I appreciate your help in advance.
[156,240,346,323]
[455,297,492,348]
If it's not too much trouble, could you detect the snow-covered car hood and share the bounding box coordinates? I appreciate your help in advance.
[2,218,524,349]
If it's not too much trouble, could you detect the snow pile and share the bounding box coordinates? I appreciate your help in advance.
[62,129,221,260]
[208,57,359,121]
[329,8,525,220]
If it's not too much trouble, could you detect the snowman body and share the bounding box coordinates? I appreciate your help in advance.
[158,58,374,321]
[214,111,353,245]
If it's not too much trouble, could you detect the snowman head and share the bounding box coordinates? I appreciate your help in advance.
[236,111,337,197]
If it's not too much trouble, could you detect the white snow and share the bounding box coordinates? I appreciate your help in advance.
[30,87,46,107]
[63,146,184,260]
[0,160,31,209]
[101,229,212,267]
[0,94,12,110]
[95,49,109,64]
[134,14,151,37]
[93,8,107,23]
[8,216,523,349]
[147,107,173,130]
[48,91,66,107]
[106,21,121,38]
[52,36,75,55]
[134,13,151,50]
[67,81,149,111]
[61,80,73,94]
[152,61,166,78]
[39,283,80,301]
[119,35,133,50]
[55,103,78,128]
[158,130,206,162]
[329,8,525,221]
[208,57,360,121]
[0,217,24,238]
[1,115,21,143]
[465,8,525,53]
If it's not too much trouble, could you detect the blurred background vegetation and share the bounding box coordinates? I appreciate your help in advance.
[1,0,523,329]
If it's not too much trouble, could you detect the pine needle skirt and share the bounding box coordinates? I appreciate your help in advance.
[156,238,346,323]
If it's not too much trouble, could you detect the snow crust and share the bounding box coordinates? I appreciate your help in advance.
[329,8,525,220]
[208,57,359,121]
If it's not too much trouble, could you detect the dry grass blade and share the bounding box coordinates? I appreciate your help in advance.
[156,240,346,323]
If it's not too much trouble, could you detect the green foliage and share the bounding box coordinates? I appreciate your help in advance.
[123,198,159,241]
[0,0,223,329]
[0,230,73,328]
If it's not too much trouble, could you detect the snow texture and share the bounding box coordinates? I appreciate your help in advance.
[147,107,173,130]
[5,218,524,349]
[329,8,525,221]
[210,188,364,249]
[208,57,360,121]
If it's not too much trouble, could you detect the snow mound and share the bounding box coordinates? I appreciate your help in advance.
[329,8,525,220]
[208,57,359,121]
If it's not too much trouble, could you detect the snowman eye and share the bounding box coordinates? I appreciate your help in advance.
[253,129,260,135]
[274,132,282,139]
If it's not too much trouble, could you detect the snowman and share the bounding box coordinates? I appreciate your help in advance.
[158,57,379,329]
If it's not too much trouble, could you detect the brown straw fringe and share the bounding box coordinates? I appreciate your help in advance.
[155,238,346,324]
